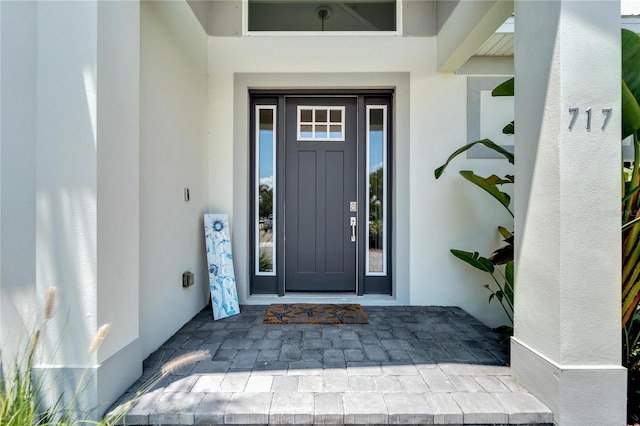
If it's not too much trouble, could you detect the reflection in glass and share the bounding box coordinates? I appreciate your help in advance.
[367,107,385,274]
[298,107,345,140]
[301,109,312,122]
[315,124,328,139]
[257,107,276,274]
[248,1,397,32]
[300,125,312,139]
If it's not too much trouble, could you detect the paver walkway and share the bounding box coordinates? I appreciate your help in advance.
[109,305,552,425]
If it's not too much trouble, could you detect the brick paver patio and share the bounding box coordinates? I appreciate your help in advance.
[109,305,552,425]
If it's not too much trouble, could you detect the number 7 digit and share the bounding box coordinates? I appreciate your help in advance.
[602,108,612,131]
[569,107,579,130]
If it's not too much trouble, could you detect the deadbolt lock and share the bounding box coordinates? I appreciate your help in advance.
[349,201,357,212]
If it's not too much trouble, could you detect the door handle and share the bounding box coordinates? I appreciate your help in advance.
[350,217,356,242]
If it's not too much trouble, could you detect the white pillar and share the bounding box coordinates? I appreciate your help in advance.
[95,0,142,408]
[0,0,39,370]
[513,1,626,424]
[1,0,142,416]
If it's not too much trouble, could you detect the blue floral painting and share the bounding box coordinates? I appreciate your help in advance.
[204,214,240,320]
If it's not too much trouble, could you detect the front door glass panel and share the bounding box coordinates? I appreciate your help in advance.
[298,106,345,141]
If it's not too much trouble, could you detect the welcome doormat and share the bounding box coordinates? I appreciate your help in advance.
[263,303,369,324]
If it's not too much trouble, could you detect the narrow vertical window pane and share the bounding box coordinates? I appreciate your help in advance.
[367,107,386,274]
[257,107,276,274]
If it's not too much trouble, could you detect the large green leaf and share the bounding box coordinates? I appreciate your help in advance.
[497,226,513,240]
[434,139,514,179]
[502,121,515,135]
[622,81,640,139]
[623,29,640,139]
[490,227,514,266]
[489,237,513,265]
[623,183,640,203]
[459,171,514,217]
[450,250,495,273]
[623,216,640,232]
[623,29,640,104]
[482,174,513,185]
[492,78,514,97]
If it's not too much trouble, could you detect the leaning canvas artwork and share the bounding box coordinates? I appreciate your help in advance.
[204,214,240,320]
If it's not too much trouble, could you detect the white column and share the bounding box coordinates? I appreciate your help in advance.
[95,0,142,407]
[1,0,142,416]
[513,1,626,424]
[0,0,39,369]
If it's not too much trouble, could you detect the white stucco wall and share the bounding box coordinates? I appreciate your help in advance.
[0,0,38,360]
[512,0,626,422]
[208,35,513,327]
[514,0,621,365]
[2,0,143,412]
[35,0,100,366]
[96,0,141,369]
[140,0,210,357]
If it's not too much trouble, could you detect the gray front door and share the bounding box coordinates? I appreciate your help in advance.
[284,97,357,292]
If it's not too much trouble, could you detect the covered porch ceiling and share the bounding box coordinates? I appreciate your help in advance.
[453,2,640,73]
[185,0,640,73]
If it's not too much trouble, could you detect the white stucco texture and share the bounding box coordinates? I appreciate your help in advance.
[2,0,144,412]
[514,0,620,366]
[35,0,101,366]
[513,0,625,424]
[0,0,39,358]
[140,0,210,358]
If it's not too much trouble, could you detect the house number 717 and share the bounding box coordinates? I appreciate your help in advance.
[569,107,612,131]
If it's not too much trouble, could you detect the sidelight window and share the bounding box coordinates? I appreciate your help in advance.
[366,105,387,275]
[255,106,276,275]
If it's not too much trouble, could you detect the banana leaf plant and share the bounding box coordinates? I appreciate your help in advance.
[435,80,515,342]
[622,29,640,372]
[434,139,514,217]
[450,229,515,344]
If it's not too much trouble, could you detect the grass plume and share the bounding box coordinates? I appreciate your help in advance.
[89,324,111,354]
[43,287,56,320]
[1,286,210,426]
[26,330,40,365]
[104,349,210,425]
[160,350,209,376]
